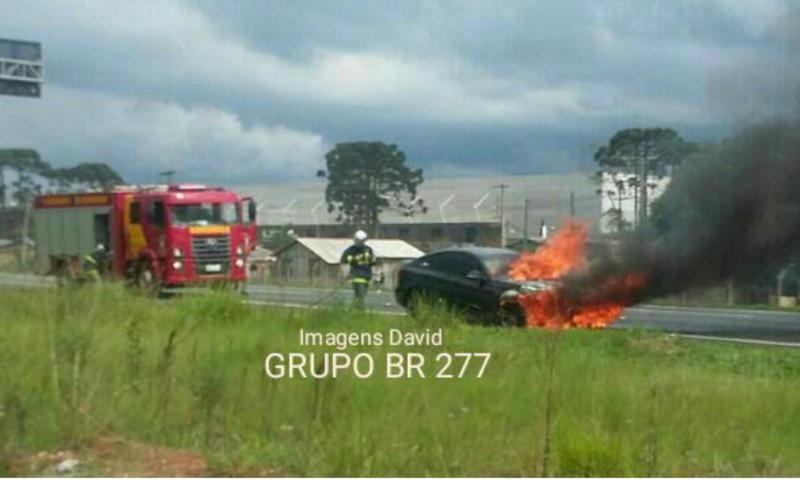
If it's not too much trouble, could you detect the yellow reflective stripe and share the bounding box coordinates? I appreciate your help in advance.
[189,225,231,235]
[84,255,97,264]
[351,277,369,284]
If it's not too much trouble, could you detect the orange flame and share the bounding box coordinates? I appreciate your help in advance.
[508,220,646,329]
[509,220,588,280]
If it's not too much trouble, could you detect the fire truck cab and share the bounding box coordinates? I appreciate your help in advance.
[34,184,258,289]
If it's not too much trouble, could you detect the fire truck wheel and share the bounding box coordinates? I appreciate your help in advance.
[135,261,160,295]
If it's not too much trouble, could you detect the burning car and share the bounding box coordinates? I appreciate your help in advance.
[396,220,643,329]
[394,246,558,326]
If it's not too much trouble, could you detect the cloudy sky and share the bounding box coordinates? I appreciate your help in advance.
[0,0,795,184]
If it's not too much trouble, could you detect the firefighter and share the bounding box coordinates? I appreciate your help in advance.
[82,243,108,281]
[340,230,376,309]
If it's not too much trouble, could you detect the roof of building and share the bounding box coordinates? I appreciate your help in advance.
[248,246,276,262]
[280,237,425,264]
[237,172,601,232]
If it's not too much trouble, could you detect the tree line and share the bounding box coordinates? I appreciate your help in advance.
[323,134,699,238]
[0,149,124,207]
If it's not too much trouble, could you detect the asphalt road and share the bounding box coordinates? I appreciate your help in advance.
[2,273,799,346]
[246,284,800,345]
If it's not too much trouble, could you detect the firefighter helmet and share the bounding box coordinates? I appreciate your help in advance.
[354,230,368,243]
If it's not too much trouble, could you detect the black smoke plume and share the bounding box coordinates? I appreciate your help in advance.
[562,119,800,305]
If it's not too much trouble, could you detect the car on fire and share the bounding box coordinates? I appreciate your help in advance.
[394,246,556,326]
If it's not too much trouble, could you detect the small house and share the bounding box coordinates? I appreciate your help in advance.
[274,237,424,288]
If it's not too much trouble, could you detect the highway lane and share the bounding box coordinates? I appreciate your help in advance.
[2,273,799,345]
[247,285,800,344]
[616,305,800,343]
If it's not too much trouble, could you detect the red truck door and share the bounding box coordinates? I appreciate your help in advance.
[142,198,167,265]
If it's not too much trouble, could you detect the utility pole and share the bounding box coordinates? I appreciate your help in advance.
[637,142,650,238]
[569,191,575,217]
[0,168,5,209]
[18,199,30,268]
[311,199,325,238]
[1,38,43,270]
[494,184,509,247]
[523,198,530,250]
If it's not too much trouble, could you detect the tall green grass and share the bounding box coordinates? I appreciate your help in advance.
[1,285,800,476]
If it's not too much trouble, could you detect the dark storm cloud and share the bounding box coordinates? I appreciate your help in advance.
[0,0,792,183]
[196,0,782,106]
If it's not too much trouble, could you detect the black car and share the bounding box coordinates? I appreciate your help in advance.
[394,246,555,325]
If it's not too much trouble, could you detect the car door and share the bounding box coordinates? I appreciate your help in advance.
[410,253,452,303]
[421,252,487,314]
[465,255,500,315]
[452,253,498,314]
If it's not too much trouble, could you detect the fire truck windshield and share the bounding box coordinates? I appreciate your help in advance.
[171,202,240,226]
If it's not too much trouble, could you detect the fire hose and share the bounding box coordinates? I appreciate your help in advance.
[309,281,349,307]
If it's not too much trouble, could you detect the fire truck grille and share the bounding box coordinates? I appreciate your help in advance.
[191,234,231,275]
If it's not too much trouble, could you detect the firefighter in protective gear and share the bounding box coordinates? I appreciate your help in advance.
[82,243,108,281]
[340,230,375,309]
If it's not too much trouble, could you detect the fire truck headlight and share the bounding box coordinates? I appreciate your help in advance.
[173,248,184,258]
[235,246,244,256]
[172,260,184,271]
[235,258,245,269]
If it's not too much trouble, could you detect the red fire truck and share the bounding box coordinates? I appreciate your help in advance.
[33,184,258,289]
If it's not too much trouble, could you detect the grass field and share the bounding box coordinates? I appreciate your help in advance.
[2,285,800,476]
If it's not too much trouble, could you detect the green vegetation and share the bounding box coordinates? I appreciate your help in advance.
[0,149,124,208]
[592,127,697,233]
[323,141,427,235]
[2,286,800,476]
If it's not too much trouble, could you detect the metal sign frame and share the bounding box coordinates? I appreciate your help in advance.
[0,38,43,98]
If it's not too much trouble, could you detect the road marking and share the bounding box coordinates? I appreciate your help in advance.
[678,334,800,348]
[634,304,800,317]
[626,307,756,319]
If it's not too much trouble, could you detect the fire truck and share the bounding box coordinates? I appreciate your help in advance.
[33,184,258,290]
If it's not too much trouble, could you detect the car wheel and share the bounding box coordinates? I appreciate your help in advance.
[497,303,526,327]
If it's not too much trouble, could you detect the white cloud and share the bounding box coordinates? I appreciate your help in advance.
[0,0,791,179]
[0,86,328,183]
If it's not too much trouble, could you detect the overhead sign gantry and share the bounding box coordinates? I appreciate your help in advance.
[0,38,43,97]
